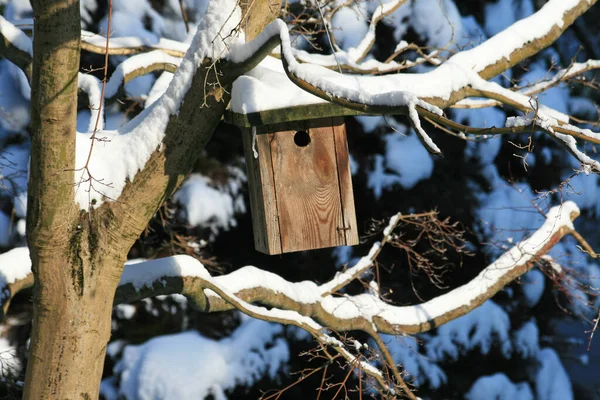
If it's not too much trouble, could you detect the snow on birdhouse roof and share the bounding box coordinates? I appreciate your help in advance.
[227,56,363,127]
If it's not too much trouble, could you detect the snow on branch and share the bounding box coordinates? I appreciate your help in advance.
[451,0,598,79]
[0,203,585,396]
[78,73,104,132]
[0,247,33,318]
[224,0,597,162]
[346,0,408,64]
[453,59,600,109]
[64,0,597,209]
[104,50,181,99]
[286,0,412,74]
[81,30,188,58]
[0,16,32,79]
[73,0,243,210]
[110,202,582,336]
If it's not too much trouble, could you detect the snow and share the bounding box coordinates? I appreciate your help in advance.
[104,51,182,99]
[229,20,442,115]
[0,247,31,286]
[78,73,104,132]
[67,0,594,209]
[145,72,174,108]
[116,317,288,400]
[466,373,534,400]
[213,266,320,304]
[0,336,20,377]
[484,0,534,37]
[379,335,446,388]
[475,165,546,255]
[119,255,211,291]
[0,203,581,362]
[74,0,243,209]
[513,319,539,358]
[0,15,32,54]
[229,56,327,114]
[426,300,512,361]
[330,4,368,52]
[173,173,245,235]
[568,96,598,120]
[116,304,137,320]
[452,0,582,73]
[521,269,545,307]
[0,59,30,135]
[365,120,435,197]
[319,242,381,295]
[536,348,573,400]
[0,212,12,247]
[454,107,505,164]
[110,201,579,332]
[411,0,464,50]
[77,108,127,133]
[321,202,578,327]
[383,131,434,189]
[368,155,404,199]
[229,0,583,120]
[355,115,385,133]
[81,30,189,55]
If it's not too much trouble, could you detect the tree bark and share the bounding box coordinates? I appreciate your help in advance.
[23,0,127,398]
[24,242,125,399]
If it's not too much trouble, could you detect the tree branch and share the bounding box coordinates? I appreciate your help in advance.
[112,202,581,336]
[0,202,588,395]
[1,202,585,335]
[81,30,187,58]
[0,16,33,80]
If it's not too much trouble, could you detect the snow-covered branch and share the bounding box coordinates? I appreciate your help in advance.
[0,16,32,79]
[104,51,181,99]
[80,30,187,58]
[0,202,586,395]
[224,0,599,164]
[113,202,580,336]
[453,59,600,109]
[0,203,581,333]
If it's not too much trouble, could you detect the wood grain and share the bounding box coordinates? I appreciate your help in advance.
[269,119,342,252]
[242,128,282,254]
[330,118,359,246]
[242,118,358,254]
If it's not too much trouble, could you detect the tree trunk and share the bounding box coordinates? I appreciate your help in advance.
[23,249,124,399]
[22,0,127,398]
[25,206,130,399]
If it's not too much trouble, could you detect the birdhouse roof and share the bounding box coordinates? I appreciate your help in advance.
[226,56,366,127]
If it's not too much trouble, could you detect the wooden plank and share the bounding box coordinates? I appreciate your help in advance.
[330,118,359,246]
[224,103,376,128]
[241,128,282,254]
[269,120,347,253]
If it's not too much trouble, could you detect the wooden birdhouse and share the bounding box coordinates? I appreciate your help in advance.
[229,116,359,254]
[226,57,363,254]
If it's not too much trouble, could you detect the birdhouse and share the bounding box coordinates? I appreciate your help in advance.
[226,57,362,254]
[235,117,358,254]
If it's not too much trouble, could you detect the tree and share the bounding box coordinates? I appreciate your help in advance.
[0,0,598,398]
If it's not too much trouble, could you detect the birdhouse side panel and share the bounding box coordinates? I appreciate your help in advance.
[241,129,282,255]
[269,120,348,253]
[329,119,359,246]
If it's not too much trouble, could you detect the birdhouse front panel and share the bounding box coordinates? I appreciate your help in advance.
[242,117,358,254]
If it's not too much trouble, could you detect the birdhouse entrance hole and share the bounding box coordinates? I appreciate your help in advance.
[294,130,311,147]
[239,117,359,255]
